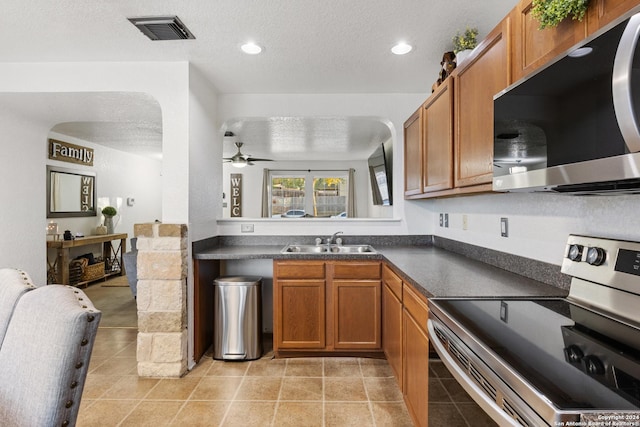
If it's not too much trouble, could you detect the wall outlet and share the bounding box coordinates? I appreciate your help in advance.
[444,213,449,228]
[439,213,443,227]
[241,223,254,233]
[462,214,468,230]
[500,217,509,237]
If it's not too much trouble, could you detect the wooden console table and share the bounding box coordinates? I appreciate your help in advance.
[47,233,127,286]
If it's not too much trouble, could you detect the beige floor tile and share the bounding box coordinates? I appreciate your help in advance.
[81,374,125,399]
[191,376,242,400]
[145,376,201,400]
[273,402,323,426]
[113,341,137,358]
[90,356,138,376]
[285,358,324,377]
[324,377,367,401]
[119,400,184,426]
[428,402,467,426]
[324,358,362,377]
[222,401,276,426]
[235,376,283,401]
[206,360,250,377]
[280,377,323,401]
[102,375,160,399]
[324,402,374,426]
[169,401,230,426]
[186,357,215,377]
[360,361,395,377]
[246,357,287,376]
[76,399,139,426]
[457,402,498,426]
[364,377,404,401]
[371,402,414,426]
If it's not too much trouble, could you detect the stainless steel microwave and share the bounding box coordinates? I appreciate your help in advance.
[493,9,640,195]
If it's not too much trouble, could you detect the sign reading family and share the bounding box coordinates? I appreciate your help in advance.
[48,139,94,166]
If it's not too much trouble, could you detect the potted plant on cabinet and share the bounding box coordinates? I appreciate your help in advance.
[531,0,590,29]
[101,206,117,234]
[452,27,478,65]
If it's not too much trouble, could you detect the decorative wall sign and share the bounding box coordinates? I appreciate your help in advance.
[48,138,94,166]
[230,173,242,217]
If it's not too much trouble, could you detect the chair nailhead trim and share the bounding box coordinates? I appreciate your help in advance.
[87,315,95,322]
[81,339,88,346]
[70,381,78,389]
[65,400,73,408]
[75,362,83,369]
[62,421,69,426]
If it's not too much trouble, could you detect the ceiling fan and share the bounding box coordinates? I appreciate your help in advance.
[223,141,273,168]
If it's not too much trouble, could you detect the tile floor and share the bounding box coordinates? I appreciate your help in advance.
[78,283,496,426]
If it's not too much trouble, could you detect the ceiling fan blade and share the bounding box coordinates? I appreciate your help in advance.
[246,157,273,162]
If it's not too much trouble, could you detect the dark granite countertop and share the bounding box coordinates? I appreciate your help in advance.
[194,240,569,300]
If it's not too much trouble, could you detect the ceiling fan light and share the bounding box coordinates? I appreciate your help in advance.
[232,159,248,168]
[241,42,263,55]
[391,42,412,55]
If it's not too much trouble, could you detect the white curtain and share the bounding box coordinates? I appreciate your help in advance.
[347,168,356,218]
[261,169,270,217]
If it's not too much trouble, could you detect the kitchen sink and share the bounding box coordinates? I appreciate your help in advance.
[281,244,377,254]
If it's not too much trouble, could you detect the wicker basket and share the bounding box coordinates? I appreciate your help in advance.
[81,261,105,282]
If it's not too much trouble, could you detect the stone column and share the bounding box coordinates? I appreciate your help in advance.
[134,223,188,377]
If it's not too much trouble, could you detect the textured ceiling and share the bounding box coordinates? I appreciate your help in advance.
[1,0,518,159]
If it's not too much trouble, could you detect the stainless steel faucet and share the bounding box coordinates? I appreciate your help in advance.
[327,231,343,245]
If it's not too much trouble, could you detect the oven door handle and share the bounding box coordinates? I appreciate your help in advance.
[427,320,519,427]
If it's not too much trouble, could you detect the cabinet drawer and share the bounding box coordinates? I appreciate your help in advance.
[382,264,403,301]
[333,262,381,279]
[403,284,429,334]
[275,261,325,279]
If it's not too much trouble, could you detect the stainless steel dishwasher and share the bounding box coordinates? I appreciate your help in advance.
[213,276,262,360]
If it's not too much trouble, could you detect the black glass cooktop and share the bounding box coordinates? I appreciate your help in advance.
[433,298,640,411]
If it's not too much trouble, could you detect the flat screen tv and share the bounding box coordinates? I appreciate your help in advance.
[367,140,393,206]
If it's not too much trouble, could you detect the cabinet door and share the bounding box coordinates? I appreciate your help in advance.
[455,17,510,188]
[383,281,403,387]
[333,280,381,350]
[403,308,429,427]
[511,0,588,82]
[274,279,326,349]
[404,106,423,197]
[589,0,640,35]
[423,77,454,193]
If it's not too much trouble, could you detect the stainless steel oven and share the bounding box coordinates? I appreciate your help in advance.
[428,235,640,426]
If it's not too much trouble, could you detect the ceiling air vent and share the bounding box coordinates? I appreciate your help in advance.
[128,16,195,41]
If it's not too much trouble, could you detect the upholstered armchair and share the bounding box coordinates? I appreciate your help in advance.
[0,268,101,426]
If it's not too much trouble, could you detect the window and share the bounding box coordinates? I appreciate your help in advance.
[269,171,348,218]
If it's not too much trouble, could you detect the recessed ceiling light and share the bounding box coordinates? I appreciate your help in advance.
[241,42,263,55]
[391,42,413,55]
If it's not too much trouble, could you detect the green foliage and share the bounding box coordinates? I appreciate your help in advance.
[452,27,478,53]
[531,0,589,29]
[102,206,117,217]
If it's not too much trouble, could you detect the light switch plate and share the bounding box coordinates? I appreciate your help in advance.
[444,213,449,228]
[501,217,509,237]
[241,223,254,233]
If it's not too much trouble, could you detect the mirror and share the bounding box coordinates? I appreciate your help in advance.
[46,166,96,218]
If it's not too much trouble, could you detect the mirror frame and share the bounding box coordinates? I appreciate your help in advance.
[46,165,97,218]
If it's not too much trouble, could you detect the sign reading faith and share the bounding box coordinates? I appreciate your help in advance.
[231,173,242,217]
[48,138,94,166]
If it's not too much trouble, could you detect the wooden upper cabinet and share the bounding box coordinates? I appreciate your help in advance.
[511,0,588,82]
[404,106,423,197]
[589,0,640,34]
[454,17,510,188]
[422,77,454,193]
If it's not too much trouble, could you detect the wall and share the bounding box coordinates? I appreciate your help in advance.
[46,131,162,261]
[221,159,372,218]
[216,93,430,237]
[426,192,640,265]
[0,62,191,284]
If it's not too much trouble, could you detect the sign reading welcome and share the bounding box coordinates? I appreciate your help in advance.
[231,173,242,217]
[48,138,94,166]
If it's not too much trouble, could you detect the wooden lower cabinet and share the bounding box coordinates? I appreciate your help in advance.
[276,279,326,349]
[273,260,381,355]
[334,280,381,349]
[382,265,404,386]
[403,283,430,427]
